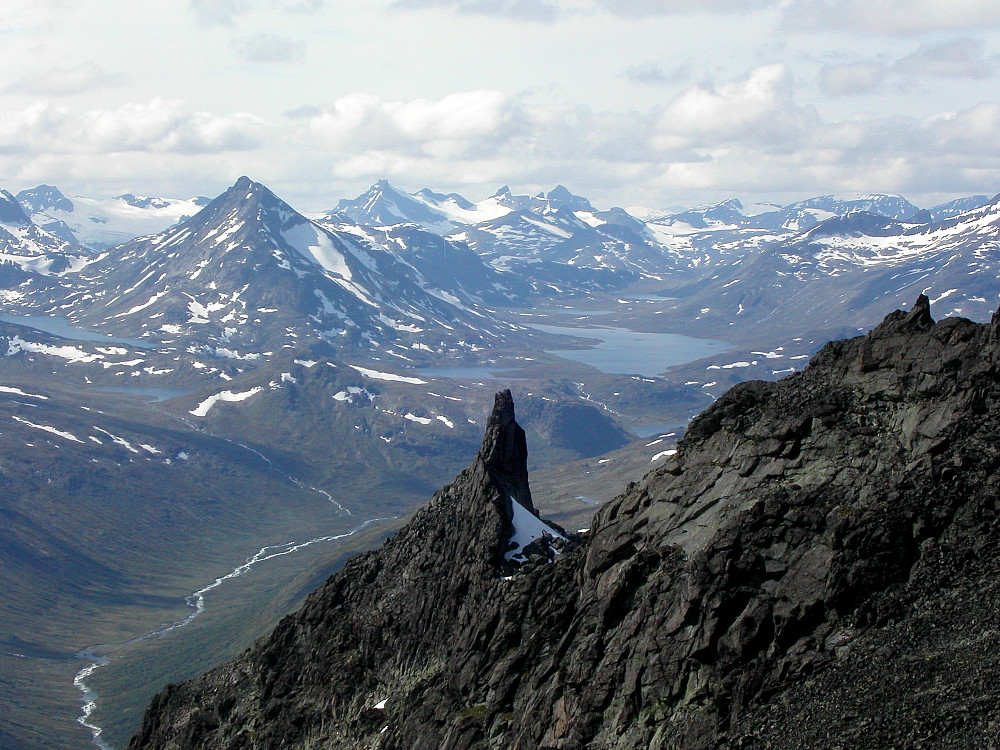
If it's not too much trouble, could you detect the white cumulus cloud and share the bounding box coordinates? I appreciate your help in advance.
[0,99,264,155]
[655,64,813,147]
[306,90,522,157]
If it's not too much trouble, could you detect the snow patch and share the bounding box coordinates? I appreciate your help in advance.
[505,497,567,562]
[6,335,101,363]
[12,415,82,442]
[349,365,427,384]
[190,387,264,417]
[0,385,48,399]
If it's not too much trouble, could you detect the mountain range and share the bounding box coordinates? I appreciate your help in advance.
[3,173,1000,750]
[4,177,1000,357]
[14,184,209,251]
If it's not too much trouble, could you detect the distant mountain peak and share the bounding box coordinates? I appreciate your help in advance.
[230,175,269,196]
[336,180,456,230]
[546,184,594,211]
[115,194,172,210]
[0,189,31,226]
[15,184,74,214]
[415,187,476,211]
[219,177,289,213]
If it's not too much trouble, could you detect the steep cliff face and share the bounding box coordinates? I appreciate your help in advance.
[129,297,1000,750]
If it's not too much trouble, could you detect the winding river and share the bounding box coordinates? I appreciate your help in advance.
[73,519,381,749]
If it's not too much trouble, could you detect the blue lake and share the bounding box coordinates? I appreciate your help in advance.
[619,294,677,302]
[0,315,153,350]
[529,323,730,377]
[90,386,195,402]
[416,365,526,380]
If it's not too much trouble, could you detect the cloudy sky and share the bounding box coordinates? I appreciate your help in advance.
[1,0,999,211]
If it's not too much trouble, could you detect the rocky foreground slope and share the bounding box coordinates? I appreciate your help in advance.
[129,295,1000,750]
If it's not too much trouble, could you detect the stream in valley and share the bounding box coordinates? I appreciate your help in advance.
[73,519,382,749]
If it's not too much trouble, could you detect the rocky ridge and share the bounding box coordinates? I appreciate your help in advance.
[129,296,1000,749]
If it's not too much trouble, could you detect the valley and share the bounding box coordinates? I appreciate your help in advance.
[1,177,998,749]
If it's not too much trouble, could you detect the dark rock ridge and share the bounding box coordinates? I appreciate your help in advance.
[129,298,1000,749]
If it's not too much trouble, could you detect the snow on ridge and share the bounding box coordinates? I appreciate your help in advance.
[190,387,264,417]
[93,426,140,453]
[12,415,82,442]
[0,385,48,399]
[333,386,372,403]
[349,365,427,384]
[505,497,567,562]
[651,449,678,463]
[211,347,262,361]
[929,288,958,305]
[282,220,353,280]
[410,190,513,226]
[113,290,169,318]
[5,335,101,363]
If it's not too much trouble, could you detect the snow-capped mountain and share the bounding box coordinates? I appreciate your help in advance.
[455,203,680,290]
[649,193,923,235]
[651,198,752,230]
[333,180,519,234]
[0,188,86,280]
[926,194,994,222]
[671,195,1000,338]
[333,179,459,232]
[15,184,210,250]
[333,181,681,289]
[312,218,531,306]
[67,177,522,357]
[781,193,921,221]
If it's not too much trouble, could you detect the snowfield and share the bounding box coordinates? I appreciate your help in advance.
[190,387,264,417]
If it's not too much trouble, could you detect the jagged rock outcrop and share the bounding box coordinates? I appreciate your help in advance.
[129,298,1000,750]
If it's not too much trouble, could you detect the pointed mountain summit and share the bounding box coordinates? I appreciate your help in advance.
[75,177,518,354]
[335,179,455,231]
[546,184,593,212]
[128,390,571,750]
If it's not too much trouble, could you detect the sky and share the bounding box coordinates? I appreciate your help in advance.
[1,0,999,211]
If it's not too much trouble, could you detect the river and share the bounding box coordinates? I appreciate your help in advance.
[73,519,382,749]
